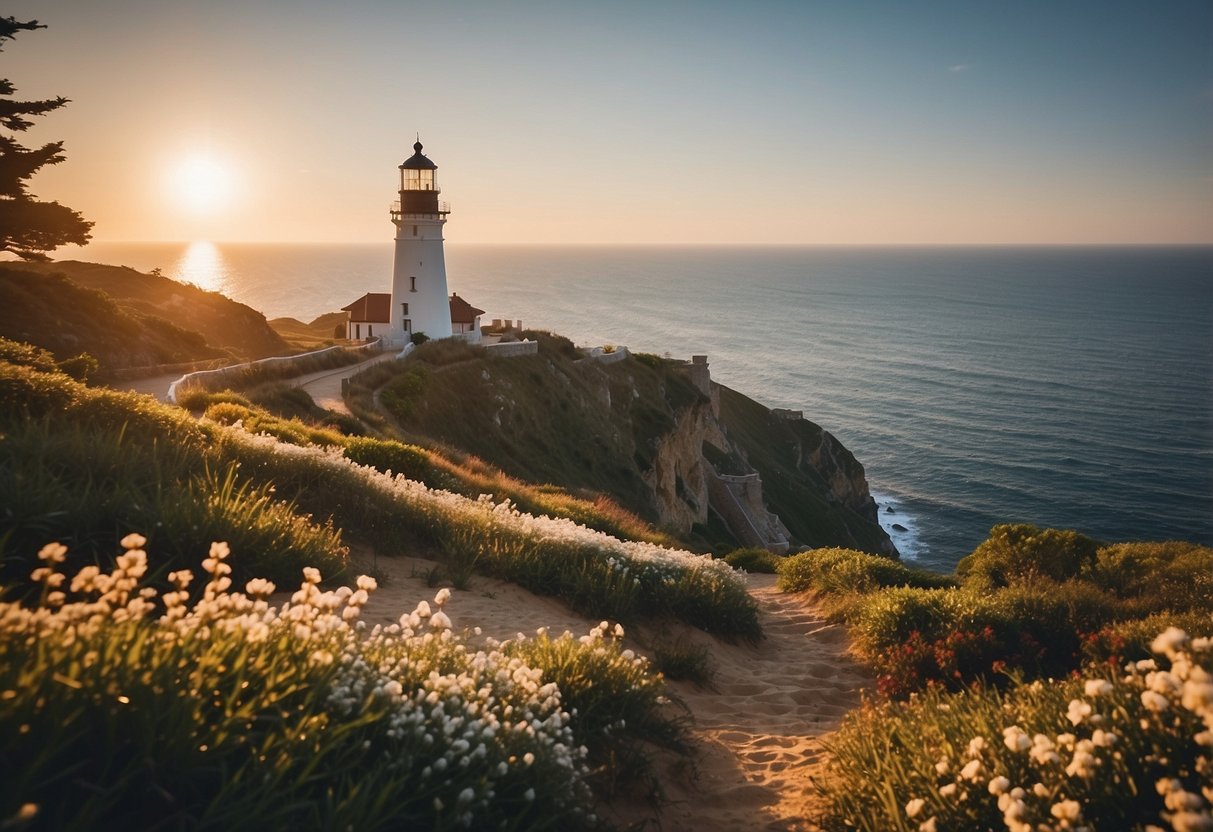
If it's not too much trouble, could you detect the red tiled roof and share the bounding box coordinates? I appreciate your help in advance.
[341,292,391,323]
[449,292,485,324]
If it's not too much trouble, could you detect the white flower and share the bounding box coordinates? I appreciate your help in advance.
[1066,698,1092,726]
[939,784,957,798]
[302,566,321,584]
[919,818,937,832]
[434,588,451,606]
[988,776,1011,795]
[120,533,147,550]
[1083,678,1113,697]
[1141,690,1171,712]
[1050,799,1082,822]
[37,542,68,563]
[1151,627,1188,658]
[905,798,925,818]
[960,759,983,781]
[1004,725,1031,753]
[967,736,987,757]
[356,575,378,591]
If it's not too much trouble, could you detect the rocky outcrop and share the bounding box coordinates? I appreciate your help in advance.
[641,398,726,531]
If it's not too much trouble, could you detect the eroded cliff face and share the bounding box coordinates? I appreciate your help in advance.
[641,397,727,531]
[634,370,893,557]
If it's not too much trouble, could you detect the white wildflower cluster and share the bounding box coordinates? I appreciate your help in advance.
[223,428,745,592]
[903,627,1213,832]
[3,537,601,828]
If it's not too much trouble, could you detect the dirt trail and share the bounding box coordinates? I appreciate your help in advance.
[357,558,869,831]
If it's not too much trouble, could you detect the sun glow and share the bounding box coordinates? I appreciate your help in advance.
[173,240,229,293]
[168,153,236,216]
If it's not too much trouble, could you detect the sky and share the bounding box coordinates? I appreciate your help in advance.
[5,0,1212,245]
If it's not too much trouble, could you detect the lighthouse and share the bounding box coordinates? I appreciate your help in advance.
[388,140,452,345]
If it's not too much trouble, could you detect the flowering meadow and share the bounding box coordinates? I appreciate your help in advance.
[0,356,760,640]
[817,627,1213,831]
[0,535,687,830]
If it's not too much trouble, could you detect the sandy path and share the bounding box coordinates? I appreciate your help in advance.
[355,555,868,831]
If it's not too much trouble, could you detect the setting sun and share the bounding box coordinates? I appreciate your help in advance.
[167,153,236,215]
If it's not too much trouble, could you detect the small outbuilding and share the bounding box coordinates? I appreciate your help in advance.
[342,292,390,341]
[449,292,485,343]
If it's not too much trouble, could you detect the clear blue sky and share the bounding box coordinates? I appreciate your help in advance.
[6,0,1212,243]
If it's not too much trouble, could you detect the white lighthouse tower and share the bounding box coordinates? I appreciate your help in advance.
[388,140,452,345]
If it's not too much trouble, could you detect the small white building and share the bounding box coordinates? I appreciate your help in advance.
[341,292,390,341]
[449,292,485,342]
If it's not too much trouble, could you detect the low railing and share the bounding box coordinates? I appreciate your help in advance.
[167,337,383,405]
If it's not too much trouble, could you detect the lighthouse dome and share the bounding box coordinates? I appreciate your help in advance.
[400,141,437,170]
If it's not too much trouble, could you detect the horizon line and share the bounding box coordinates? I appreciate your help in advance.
[61,240,1213,249]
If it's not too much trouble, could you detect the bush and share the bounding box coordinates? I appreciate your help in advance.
[818,627,1213,831]
[55,351,98,381]
[778,547,956,595]
[957,524,1100,588]
[380,367,428,419]
[410,330,429,345]
[1092,541,1213,614]
[410,338,482,367]
[724,546,781,574]
[343,436,437,482]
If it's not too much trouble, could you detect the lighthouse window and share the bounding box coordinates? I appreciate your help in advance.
[410,276,417,292]
[401,302,409,315]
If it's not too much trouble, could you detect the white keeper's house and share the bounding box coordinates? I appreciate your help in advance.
[342,140,483,347]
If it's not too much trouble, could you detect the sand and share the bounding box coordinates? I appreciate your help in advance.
[357,554,870,831]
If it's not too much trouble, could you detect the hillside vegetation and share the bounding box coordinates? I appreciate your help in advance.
[0,260,289,372]
[359,332,893,556]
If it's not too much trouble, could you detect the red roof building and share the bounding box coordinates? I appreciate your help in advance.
[342,292,390,340]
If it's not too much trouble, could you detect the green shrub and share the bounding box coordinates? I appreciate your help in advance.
[724,546,781,574]
[343,436,437,482]
[650,636,716,688]
[175,388,253,411]
[957,524,1100,588]
[1092,540,1213,614]
[55,352,98,381]
[380,367,429,419]
[778,547,956,595]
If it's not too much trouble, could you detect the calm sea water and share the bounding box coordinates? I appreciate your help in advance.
[61,242,1213,571]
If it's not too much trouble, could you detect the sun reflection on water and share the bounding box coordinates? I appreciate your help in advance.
[172,241,229,293]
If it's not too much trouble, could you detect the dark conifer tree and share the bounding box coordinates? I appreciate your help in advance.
[0,17,92,260]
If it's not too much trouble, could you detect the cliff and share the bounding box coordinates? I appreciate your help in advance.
[375,334,896,557]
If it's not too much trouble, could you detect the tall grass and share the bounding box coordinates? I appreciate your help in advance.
[1,538,694,829]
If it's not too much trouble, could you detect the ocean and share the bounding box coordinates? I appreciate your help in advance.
[60,241,1213,572]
